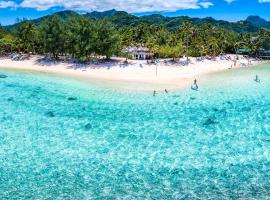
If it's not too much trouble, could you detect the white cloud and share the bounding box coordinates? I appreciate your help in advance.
[199,2,214,8]
[225,0,270,3]
[224,0,235,3]
[7,0,214,12]
[0,1,18,8]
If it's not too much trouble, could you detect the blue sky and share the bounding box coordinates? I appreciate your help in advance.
[0,0,270,25]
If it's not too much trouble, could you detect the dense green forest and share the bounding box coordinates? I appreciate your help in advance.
[1,10,270,61]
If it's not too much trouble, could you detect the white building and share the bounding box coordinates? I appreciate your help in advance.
[124,46,153,60]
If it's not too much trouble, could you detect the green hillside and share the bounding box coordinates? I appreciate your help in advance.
[5,10,266,33]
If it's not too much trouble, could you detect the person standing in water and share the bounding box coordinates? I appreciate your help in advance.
[194,79,198,89]
[192,79,199,90]
[254,75,260,83]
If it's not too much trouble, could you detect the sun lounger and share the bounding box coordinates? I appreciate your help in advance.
[180,61,189,66]
[196,57,203,62]
[240,62,247,67]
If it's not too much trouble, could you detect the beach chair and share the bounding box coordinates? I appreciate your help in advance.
[240,62,247,67]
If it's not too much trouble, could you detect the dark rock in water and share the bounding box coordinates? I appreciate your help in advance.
[68,97,77,101]
[128,134,137,140]
[251,102,258,107]
[0,74,7,79]
[6,84,16,88]
[84,123,92,130]
[7,97,14,102]
[170,168,185,175]
[118,134,125,138]
[242,107,251,112]
[203,118,218,126]
[226,101,233,105]
[45,111,55,118]
[2,115,13,121]
[213,107,219,112]
[97,148,109,154]
[30,93,38,98]
[219,108,227,115]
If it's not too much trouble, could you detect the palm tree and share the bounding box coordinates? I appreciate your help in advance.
[16,21,37,53]
[177,21,194,59]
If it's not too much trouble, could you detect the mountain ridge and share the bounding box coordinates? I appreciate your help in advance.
[246,15,270,29]
[4,9,270,33]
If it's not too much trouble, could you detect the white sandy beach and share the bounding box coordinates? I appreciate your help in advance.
[0,55,264,90]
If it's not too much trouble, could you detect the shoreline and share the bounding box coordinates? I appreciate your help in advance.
[0,55,266,91]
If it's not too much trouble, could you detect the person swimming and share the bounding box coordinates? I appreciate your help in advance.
[165,89,168,93]
[153,90,156,96]
[254,75,260,83]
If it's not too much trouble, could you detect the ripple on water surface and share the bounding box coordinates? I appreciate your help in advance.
[1,64,270,199]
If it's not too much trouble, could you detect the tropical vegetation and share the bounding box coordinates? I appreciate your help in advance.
[0,10,270,61]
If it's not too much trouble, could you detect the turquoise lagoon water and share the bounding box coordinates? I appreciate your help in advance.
[1,64,270,199]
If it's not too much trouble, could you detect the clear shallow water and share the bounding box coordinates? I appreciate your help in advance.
[1,64,270,199]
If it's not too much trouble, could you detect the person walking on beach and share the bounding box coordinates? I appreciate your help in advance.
[248,59,252,65]
[233,59,237,67]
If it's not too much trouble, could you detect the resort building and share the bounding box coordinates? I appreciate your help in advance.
[257,49,270,60]
[124,46,153,60]
[236,48,251,55]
